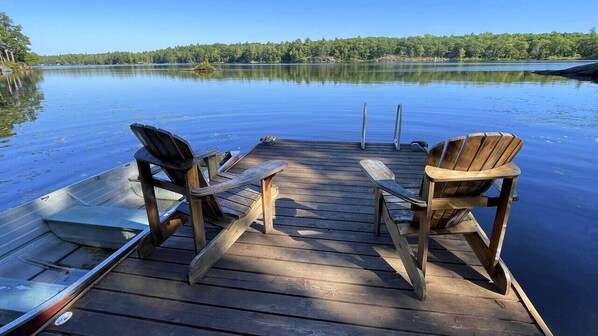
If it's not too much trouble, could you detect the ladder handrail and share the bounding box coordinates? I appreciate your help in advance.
[361,102,367,150]
[393,103,403,151]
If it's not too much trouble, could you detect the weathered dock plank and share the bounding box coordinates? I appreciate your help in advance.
[45,139,545,335]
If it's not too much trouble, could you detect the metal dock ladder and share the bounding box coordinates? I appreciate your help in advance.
[360,103,404,151]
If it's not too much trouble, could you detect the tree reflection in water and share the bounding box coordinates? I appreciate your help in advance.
[0,71,44,137]
[42,63,567,85]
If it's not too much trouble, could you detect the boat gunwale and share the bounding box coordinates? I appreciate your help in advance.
[1,150,243,334]
[0,161,144,335]
[0,227,149,335]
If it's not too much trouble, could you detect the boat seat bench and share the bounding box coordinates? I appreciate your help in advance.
[44,206,149,249]
[0,277,66,324]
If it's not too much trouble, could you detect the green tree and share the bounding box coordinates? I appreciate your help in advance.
[0,12,32,63]
[578,28,598,58]
[288,39,306,62]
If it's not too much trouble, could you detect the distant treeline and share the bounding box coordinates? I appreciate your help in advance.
[41,30,598,65]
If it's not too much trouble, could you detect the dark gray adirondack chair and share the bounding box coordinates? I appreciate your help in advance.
[130,123,286,284]
[360,133,522,300]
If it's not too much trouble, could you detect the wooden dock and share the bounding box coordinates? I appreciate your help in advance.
[42,139,548,335]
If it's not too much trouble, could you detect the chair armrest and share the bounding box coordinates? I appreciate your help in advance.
[190,160,287,197]
[425,162,521,182]
[134,148,195,170]
[195,147,219,160]
[359,159,427,207]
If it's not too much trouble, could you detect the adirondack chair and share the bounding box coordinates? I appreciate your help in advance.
[130,123,286,284]
[360,133,522,300]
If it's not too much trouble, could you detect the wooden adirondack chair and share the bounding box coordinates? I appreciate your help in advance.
[130,123,286,284]
[360,132,522,300]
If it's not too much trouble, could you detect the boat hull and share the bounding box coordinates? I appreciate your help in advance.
[0,151,240,334]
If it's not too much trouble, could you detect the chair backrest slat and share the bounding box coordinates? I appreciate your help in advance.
[130,123,224,219]
[437,136,465,169]
[131,123,196,185]
[479,133,515,170]
[494,135,523,168]
[426,142,444,167]
[423,132,522,229]
[132,124,194,161]
[467,132,503,171]
[143,126,172,158]
[452,132,486,171]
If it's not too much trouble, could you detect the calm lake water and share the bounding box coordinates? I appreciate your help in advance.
[1,62,597,334]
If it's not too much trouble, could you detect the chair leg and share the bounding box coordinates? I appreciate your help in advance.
[188,196,263,284]
[136,160,162,259]
[416,208,432,276]
[488,177,518,268]
[382,203,426,300]
[462,177,517,295]
[189,197,206,253]
[187,166,206,253]
[203,155,218,181]
[417,178,434,275]
[373,188,383,236]
[138,211,187,258]
[464,228,512,295]
[137,235,156,259]
[261,175,274,234]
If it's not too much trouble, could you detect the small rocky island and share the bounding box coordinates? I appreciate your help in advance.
[184,59,216,72]
[533,62,598,82]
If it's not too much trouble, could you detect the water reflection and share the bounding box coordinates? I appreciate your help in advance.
[39,63,577,85]
[0,72,44,137]
[0,62,596,334]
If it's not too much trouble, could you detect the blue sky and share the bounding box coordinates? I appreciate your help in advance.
[2,0,597,55]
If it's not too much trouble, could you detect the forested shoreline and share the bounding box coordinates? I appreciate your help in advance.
[1,12,36,67]
[41,30,598,65]
[3,8,598,68]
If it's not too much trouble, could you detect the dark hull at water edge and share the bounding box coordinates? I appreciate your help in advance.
[533,62,598,82]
